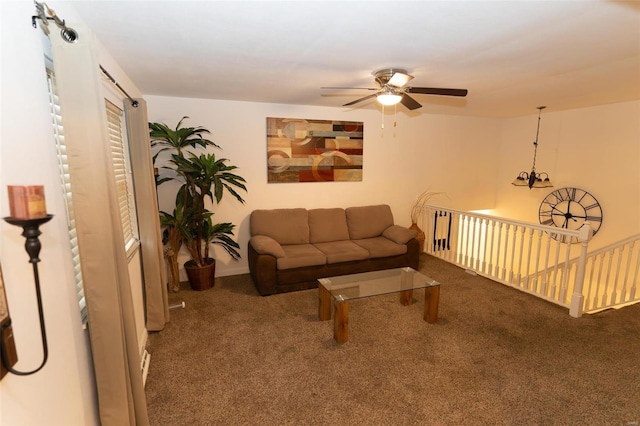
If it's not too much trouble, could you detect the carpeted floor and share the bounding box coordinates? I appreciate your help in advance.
[145,254,640,425]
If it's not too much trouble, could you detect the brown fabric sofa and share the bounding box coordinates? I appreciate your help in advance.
[248,204,420,295]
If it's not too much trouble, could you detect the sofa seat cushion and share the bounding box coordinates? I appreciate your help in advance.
[313,240,370,264]
[277,244,327,270]
[352,237,408,258]
[346,204,395,240]
[309,208,349,243]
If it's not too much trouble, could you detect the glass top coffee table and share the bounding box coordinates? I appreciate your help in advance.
[318,267,441,344]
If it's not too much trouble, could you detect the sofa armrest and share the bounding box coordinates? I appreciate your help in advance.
[250,235,286,258]
[248,243,278,296]
[382,225,418,245]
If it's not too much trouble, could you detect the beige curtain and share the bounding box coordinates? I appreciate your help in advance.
[51,25,149,425]
[125,99,170,331]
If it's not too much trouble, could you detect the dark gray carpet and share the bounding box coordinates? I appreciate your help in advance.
[145,254,640,425]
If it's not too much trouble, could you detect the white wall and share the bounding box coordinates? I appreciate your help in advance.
[494,101,640,249]
[0,2,98,424]
[1,1,145,424]
[147,96,501,277]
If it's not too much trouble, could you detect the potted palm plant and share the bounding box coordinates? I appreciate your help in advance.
[150,117,247,291]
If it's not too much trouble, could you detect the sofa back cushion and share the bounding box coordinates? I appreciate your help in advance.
[250,208,309,245]
[346,204,395,240]
[308,208,350,243]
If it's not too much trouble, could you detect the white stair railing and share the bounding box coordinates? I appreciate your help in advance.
[421,205,597,317]
[544,234,640,313]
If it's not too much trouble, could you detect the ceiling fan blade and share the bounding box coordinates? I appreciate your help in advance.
[388,72,414,88]
[406,87,468,97]
[343,93,378,107]
[321,87,378,91]
[400,94,422,110]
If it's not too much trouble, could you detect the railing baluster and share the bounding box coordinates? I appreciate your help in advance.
[596,253,606,308]
[460,214,468,266]
[475,217,481,270]
[502,223,509,281]
[541,232,552,297]
[532,229,543,294]
[560,241,572,304]
[467,216,474,269]
[516,226,526,287]
[584,257,596,310]
[453,212,461,263]
[524,228,534,290]
[631,243,639,300]
[469,217,477,270]
[620,242,633,303]
[449,212,458,264]
[592,255,600,309]
[604,250,615,305]
[482,218,489,274]
[509,224,517,283]
[477,217,482,271]
[495,222,503,278]
[550,239,562,301]
[612,246,624,304]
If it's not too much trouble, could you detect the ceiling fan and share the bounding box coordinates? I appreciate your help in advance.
[321,68,468,110]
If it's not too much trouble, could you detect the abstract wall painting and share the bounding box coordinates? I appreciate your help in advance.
[266,117,364,183]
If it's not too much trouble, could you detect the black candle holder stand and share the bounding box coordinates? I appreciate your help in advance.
[1,214,53,375]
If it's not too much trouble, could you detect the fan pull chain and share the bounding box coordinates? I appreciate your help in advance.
[394,104,397,127]
[381,104,385,129]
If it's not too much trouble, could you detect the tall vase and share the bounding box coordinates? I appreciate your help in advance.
[409,222,425,253]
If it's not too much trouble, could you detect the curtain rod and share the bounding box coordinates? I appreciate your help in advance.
[31,2,139,108]
[32,1,78,43]
[100,66,139,107]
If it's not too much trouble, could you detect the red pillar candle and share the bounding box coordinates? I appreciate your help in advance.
[7,186,47,219]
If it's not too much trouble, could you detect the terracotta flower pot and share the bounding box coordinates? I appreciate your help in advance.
[184,258,216,291]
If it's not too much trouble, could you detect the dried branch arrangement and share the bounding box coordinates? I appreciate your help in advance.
[410,189,444,224]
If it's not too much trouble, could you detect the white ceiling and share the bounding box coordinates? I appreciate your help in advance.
[68,0,640,118]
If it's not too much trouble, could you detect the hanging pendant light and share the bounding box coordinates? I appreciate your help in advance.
[512,106,553,189]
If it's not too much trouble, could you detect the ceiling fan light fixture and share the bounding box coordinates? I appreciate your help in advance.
[326,67,467,112]
[377,89,402,106]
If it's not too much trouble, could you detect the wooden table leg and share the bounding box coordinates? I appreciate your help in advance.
[423,285,440,323]
[399,289,414,305]
[318,285,331,321]
[400,268,414,305]
[334,300,349,344]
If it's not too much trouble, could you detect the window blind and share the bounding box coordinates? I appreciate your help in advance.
[105,100,139,255]
[45,67,87,324]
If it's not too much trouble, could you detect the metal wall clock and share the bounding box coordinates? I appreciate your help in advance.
[538,187,603,243]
